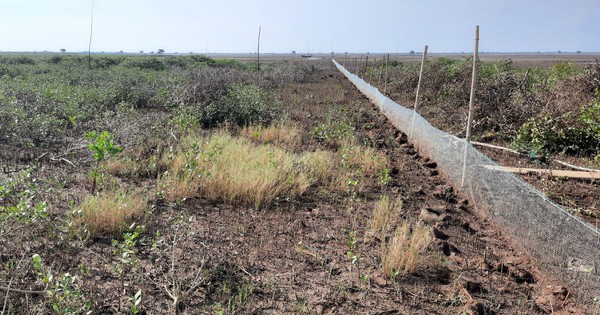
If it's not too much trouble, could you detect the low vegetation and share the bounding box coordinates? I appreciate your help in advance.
[240,122,302,147]
[379,57,600,159]
[158,131,323,208]
[382,222,432,277]
[370,195,402,239]
[1,53,577,313]
[72,190,148,239]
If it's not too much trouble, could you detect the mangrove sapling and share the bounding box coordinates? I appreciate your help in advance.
[111,225,145,313]
[32,254,91,314]
[85,131,123,195]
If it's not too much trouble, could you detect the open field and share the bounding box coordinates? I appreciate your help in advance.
[0,54,597,313]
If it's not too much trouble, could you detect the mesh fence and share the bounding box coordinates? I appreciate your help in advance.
[333,59,600,302]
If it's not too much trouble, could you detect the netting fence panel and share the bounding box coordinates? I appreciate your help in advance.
[333,59,600,302]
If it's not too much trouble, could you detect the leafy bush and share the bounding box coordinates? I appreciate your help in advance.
[0,54,315,151]
[123,57,167,71]
[548,61,582,84]
[0,55,36,65]
[0,168,48,237]
[199,84,278,127]
[512,113,599,157]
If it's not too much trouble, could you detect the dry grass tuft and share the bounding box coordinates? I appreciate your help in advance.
[299,149,334,184]
[160,131,330,208]
[72,190,148,239]
[382,222,432,277]
[240,123,302,148]
[107,154,162,181]
[341,141,388,176]
[331,140,389,192]
[371,195,402,238]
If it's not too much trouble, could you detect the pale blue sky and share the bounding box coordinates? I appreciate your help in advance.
[0,0,598,53]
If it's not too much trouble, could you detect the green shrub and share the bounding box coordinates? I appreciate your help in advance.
[512,113,599,157]
[199,84,278,127]
[123,57,167,71]
[312,117,355,148]
[548,61,582,84]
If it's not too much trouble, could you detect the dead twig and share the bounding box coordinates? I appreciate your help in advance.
[238,265,255,280]
[1,277,14,315]
[49,157,76,167]
[0,286,45,295]
[1,254,31,314]
[461,287,474,302]
[562,289,570,307]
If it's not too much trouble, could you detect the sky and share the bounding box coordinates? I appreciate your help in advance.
[0,0,599,54]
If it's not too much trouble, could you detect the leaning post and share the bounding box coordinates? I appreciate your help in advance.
[383,53,390,94]
[461,26,480,187]
[409,45,428,140]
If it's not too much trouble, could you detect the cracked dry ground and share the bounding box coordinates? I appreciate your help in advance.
[142,63,586,314]
[2,61,590,314]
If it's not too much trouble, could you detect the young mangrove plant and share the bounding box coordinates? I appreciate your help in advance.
[85,130,123,195]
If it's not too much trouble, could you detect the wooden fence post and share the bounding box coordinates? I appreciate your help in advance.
[364,56,369,78]
[409,45,428,140]
[461,25,480,187]
[377,57,384,89]
[383,53,390,94]
[257,25,261,71]
[369,58,375,83]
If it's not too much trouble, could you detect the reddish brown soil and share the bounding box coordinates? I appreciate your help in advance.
[1,62,592,314]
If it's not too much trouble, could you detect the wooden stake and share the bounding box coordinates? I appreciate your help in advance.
[377,57,384,89]
[88,0,96,70]
[343,52,347,67]
[364,56,369,78]
[369,58,375,83]
[409,45,428,140]
[383,53,390,94]
[359,55,363,75]
[257,25,261,71]
[461,25,480,187]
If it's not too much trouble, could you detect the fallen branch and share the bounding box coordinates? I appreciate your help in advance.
[2,277,13,314]
[461,287,474,302]
[0,286,45,295]
[482,165,600,180]
[471,141,520,155]
[471,141,600,173]
[49,157,76,167]
[552,159,599,173]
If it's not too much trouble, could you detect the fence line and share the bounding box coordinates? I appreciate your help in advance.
[332,58,600,304]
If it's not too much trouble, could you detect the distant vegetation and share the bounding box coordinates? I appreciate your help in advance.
[0,54,310,150]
